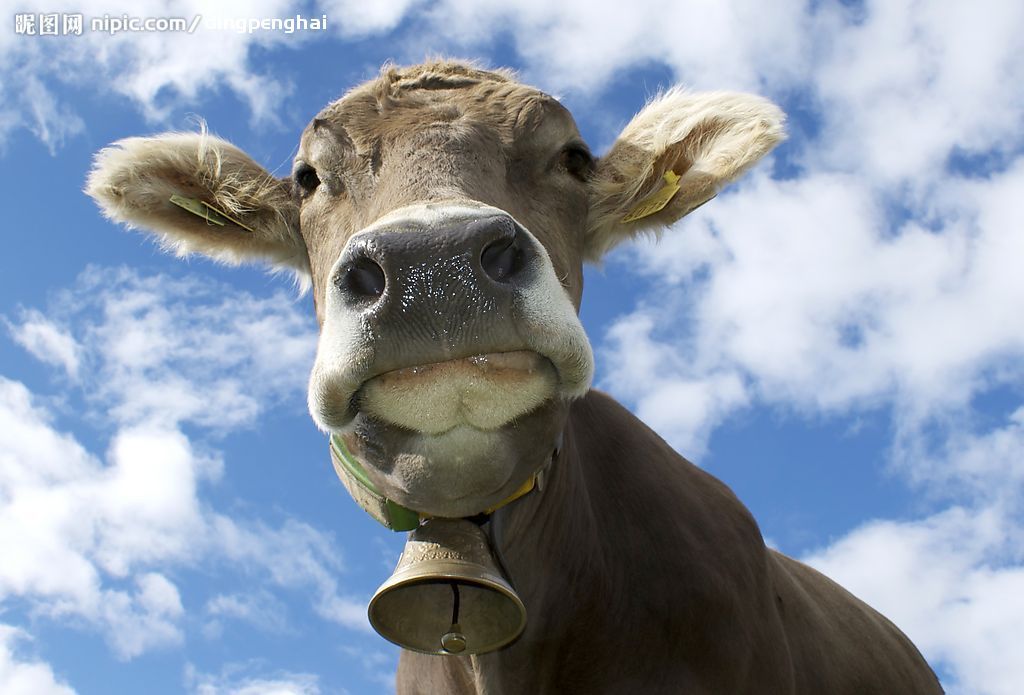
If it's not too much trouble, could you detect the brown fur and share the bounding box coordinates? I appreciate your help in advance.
[397,392,942,694]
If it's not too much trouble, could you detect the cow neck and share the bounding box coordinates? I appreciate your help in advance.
[328,434,555,531]
[470,410,614,689]
[485,412,600,592]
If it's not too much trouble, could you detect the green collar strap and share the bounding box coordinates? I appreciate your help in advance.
[329,435,543,532]
[330,435,421,531]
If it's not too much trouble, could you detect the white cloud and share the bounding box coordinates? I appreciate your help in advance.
[42,265,316,431]
[0,626,76,695]
[203,591,290,638]
[811,0,1024,185]
[0,377,192,658]
[186,663,323,695]
[599,310,749,458]
[803,503,1024,695]
[321,0,422,36]
[17,74,85,155]
[612,157,1024,429]
[2,0,319,150]
[97,573,186,659]
[5,310,81,377]
[0,267,365,665]
[415,0,810,95]
[596,152,1024,475]
[209,515,370,632]
[882,399,1024,512]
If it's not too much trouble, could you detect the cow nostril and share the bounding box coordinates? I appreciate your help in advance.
[481,236,523,283]
[339,257,386,300]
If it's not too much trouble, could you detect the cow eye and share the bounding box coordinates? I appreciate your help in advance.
[294,163,321,196]
[560,144,593,181]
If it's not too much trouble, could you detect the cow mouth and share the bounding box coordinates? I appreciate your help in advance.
[374,350,547,384]
[356,350,558,434]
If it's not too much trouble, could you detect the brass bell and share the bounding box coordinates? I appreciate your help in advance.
[368,517,527,655]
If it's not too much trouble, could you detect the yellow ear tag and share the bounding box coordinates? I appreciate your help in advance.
[621,170,682,224]
[169,194,256,233]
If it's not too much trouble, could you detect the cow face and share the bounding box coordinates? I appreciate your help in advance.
[86,61,784,519]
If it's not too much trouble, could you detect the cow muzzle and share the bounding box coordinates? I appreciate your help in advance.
[308,202,593,437]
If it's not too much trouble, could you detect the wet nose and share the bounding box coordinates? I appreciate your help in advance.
[477,217,527,284]
[337,256,386,302]
[332,213,534,311]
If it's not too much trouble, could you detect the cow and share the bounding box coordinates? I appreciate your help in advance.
[86,60,943,694]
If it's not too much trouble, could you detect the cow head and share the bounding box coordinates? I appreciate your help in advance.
[87,61,783,520]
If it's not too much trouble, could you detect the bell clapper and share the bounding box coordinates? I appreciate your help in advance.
[441,582,468,654]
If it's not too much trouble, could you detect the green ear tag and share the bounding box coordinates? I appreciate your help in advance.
[169,194,256,233]
[621,171,682,223]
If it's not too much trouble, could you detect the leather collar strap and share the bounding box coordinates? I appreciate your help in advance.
[329,435,537,532]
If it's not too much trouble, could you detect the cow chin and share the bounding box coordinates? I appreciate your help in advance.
[345,396,567,519]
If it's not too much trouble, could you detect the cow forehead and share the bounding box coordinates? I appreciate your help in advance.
[298,62,580,157]
[293,62,591,323]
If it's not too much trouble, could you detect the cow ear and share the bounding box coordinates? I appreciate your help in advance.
[585,89,785,260]
[86,131,309,280]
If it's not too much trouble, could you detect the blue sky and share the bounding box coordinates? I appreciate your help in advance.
[2,1,1023,693]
